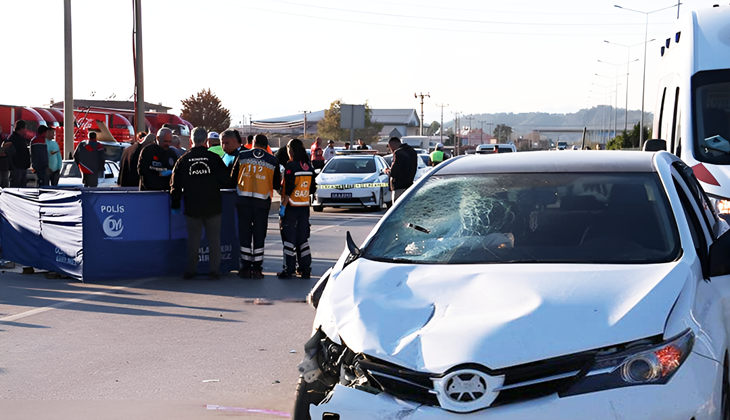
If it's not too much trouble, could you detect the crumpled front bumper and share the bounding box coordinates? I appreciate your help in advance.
[310,351,721,420]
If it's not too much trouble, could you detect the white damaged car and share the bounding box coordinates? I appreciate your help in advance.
[311,154,391,212]
[295,150,730,420]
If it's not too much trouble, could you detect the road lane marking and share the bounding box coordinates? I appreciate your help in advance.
[0,278,156,323]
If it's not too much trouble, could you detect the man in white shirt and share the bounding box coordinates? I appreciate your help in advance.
[323,140,337,162]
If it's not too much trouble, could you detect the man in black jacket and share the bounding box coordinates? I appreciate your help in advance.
[7,120,30,187]
[170,127,229,279]
[385,137,417,203]
[137,128,177,191]
[117,132,150,187]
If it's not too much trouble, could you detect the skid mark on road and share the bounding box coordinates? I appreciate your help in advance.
[0,278,156,323]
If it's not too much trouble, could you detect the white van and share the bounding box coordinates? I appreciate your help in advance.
[652,4,730,215]
[476,143,517,154]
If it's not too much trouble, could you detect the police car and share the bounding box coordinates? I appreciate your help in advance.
[311,152,391,212]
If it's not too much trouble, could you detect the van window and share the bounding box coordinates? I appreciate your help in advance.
[671,87,680,151]
[658,87,667,139]
[691,69,730,165]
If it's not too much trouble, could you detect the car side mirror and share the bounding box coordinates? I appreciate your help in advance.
[643,139,667,152]
[709,230,730,277]
[314,168,321,175]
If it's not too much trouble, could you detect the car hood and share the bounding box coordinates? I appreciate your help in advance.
[317,173,380,186]
[322,259,686,372]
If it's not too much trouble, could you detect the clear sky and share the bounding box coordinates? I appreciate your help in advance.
[0,0,712,126]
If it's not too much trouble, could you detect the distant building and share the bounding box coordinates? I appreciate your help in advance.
[252,108,428,138]
[51,99,172,113]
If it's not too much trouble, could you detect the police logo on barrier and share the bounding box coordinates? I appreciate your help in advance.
[103,215,124,238]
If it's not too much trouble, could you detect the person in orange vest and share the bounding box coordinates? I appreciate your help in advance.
[243,134,272,154]
[278,138,316,279]
[230,134,281,279]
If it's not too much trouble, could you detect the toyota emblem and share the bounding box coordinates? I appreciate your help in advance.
[433,369,504,413]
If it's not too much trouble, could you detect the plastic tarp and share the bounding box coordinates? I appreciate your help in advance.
[0,188,239,281]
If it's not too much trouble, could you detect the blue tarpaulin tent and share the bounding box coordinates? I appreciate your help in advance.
[0,188,239,281]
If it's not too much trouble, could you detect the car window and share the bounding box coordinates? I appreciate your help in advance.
[672,161,719,239]
[673,178,709,272]
[419,155,429,166]
[383,155,393,167]
[323,158,376,174]
[363,172,680,264]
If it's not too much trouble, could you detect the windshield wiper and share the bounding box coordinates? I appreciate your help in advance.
[404,223,431,234]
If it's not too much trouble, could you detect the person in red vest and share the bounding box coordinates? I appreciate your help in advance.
[73,132,105,187]
[310,137,325,170]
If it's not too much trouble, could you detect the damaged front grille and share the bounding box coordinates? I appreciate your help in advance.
[355,352,594,411]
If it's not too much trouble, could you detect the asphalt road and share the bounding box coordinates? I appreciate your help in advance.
[0,207,385,420]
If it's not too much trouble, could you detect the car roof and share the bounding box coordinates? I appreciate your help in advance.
[435,150,658,175]
[330,154,378,159]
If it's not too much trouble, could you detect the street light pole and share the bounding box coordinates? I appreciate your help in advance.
[598,60,637,137]
[605,40,654,132]
[615,3,679,149]
[464,115,475,145]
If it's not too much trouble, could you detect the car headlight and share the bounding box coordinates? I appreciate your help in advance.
[561,329,694,397]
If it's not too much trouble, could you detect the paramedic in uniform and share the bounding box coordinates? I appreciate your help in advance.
[230,134,281,279]
[277,139,316,279]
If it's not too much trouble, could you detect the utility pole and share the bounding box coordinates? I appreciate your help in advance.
[451,111,460,155]
[486,123,494,143]
[133,0,145,134]
[478,121,485,144]
[300,110,309,137]
[63,0,74,158]
[464,115,475,146]
[414,92,430,136]
[436,103,448,146]
[248,114,253,135]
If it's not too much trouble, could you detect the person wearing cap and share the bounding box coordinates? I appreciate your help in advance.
[137,128,177,191]
[73,132,105,187]
[208,132,224,157]
[430,143,445,166]
[45,125,62,186]
[323,140,337,162]
[31,126,50,186]
[230,134,281,279]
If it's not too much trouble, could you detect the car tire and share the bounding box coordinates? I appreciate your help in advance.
[292,375,329,420]
[312,205,324,212]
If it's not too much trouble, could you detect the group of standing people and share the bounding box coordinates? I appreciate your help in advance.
[0,120,61,188]
[168,128,316,281]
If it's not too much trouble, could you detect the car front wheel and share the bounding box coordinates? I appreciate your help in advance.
[292,376,329,420]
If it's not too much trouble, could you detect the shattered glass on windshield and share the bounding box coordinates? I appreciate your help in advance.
[364,173,680,264]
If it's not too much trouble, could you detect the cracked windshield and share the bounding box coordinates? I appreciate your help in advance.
[365,173,680,264]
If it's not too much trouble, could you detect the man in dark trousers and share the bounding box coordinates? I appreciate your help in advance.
[7,120,30,187]
[385,136,417,203]
[137,128,177,191]
[170,127,229,280]
[73,132,106,187]
[31,126,50,186]
[117,131,149,187]
[230,134,281,279]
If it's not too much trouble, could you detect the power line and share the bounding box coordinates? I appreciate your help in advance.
[260,0,673,26]
[234,3,673,37]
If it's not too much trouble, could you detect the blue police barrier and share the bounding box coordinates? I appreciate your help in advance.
[0,188,239,281]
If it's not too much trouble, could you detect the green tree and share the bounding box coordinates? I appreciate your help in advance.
[427,121,441,136]
[493,124,513,143]
[180,88,231,133]
[316,99,383,142]
[606,123,651,150]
